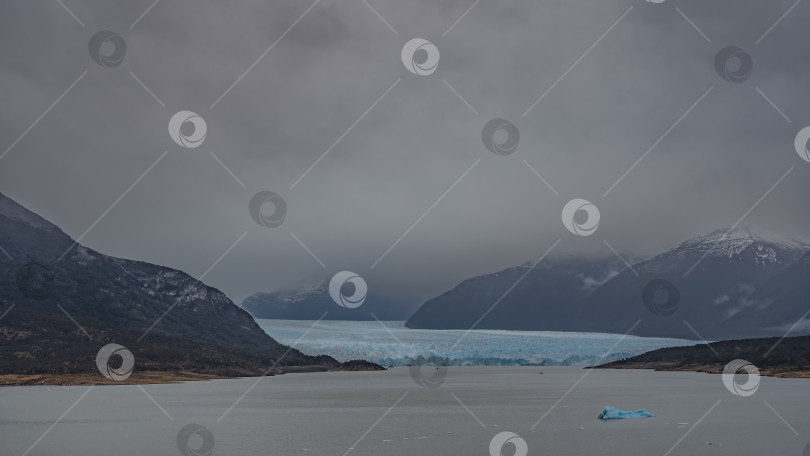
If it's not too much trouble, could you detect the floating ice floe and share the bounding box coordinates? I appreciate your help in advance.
[598,406,655,420]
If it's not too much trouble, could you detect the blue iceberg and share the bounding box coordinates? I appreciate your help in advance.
[598,406,655,420]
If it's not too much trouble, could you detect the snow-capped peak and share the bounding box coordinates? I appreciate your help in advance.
[652,227,810,267]
[685,227,808,252]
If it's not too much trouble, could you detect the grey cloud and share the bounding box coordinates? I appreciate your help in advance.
[1,0,809,315]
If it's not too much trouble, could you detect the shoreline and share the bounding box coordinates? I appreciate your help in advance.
[594,334,810,378]
[0,364,382,386]
[7,364,810,387]
[0,371,233,386]
[591,363,810,378]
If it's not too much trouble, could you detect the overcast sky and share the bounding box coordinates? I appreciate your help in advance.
[1,0,809,314]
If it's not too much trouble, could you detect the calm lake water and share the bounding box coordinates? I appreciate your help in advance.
[3,367,807,456]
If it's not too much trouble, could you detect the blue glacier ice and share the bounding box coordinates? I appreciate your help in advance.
[257,319,694,367]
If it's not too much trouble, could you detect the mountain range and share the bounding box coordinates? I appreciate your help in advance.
[243,227,810,341]
[243,280,403,321]
[406,228,810,340]
[0,192,378,379]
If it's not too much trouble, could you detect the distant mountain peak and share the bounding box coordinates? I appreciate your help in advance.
[276,279,328,296]
[651,227,810,265]
[242,276,403,321]
[406,225,810,339]
[701,227,806,245]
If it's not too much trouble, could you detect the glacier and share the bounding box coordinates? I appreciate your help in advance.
[257,319,695,367]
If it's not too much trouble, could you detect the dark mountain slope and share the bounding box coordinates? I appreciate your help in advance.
[722,252,810,336]
[405,228,810,340]
[405,257,625,330]
[0,192,379,379]
[577,228,809,339]
[597,335,810,378]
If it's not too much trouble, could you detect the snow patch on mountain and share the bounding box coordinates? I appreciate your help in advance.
[580,267,621,291]
[638,227,810,273]
[713,283,773,320]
